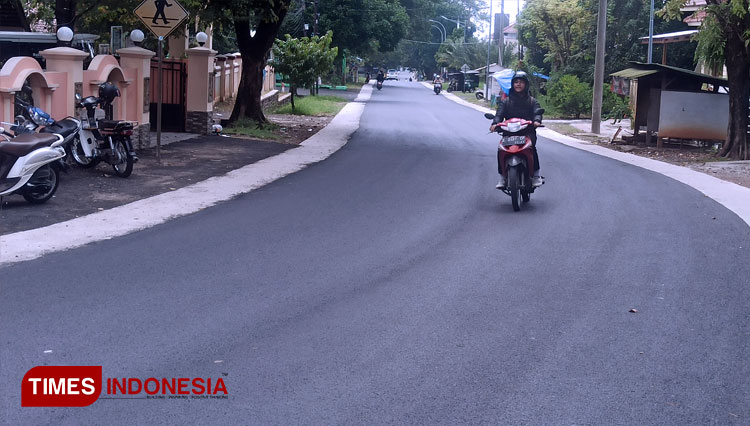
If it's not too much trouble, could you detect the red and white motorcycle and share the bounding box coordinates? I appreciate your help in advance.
[485,113,543,211]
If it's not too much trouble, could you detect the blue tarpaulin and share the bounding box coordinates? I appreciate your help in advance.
[491,69,515,95]
[492,70,551,95]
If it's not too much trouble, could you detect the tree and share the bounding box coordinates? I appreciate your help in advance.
[547,74,592,118]
[199,0,292,125]
[271,31,338,109]
[518,0,592,74]
[661,0,749,160]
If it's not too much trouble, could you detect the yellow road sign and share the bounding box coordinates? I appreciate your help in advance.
[134,0,189,39]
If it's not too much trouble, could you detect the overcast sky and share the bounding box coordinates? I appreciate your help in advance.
[475,0,526,39]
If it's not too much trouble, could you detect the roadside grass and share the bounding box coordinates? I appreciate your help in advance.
[273,95,346,116]
[222,118,279,140]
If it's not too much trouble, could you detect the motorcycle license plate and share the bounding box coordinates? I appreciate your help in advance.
[501,135,526,146]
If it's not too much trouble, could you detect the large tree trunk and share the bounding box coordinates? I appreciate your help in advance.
[229,3,290,125]
[718,29,750,160]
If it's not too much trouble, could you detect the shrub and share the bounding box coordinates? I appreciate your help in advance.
[546,74,592,118]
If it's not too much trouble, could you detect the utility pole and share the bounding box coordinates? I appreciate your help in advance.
[498,0,504,68]
[647,0,654,63]
[591,0,607,134]
[302,0,307,37]
[486,0,492,100]
[313,0,318,36]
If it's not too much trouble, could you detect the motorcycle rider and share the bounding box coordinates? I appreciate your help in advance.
[376,70,385,84]
[489,71,544,189]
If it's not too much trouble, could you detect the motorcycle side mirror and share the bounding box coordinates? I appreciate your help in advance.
[75,93,82,102]
[484,113,495,120]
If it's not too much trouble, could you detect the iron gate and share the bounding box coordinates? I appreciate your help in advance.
[150,59,186,132]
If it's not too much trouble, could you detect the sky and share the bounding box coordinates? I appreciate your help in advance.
[475,0,526,40]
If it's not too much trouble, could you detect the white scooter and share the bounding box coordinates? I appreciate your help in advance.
[0,130,67,204]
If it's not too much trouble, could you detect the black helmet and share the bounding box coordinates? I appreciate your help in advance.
[98,82,120,104]
[511,71,530,86]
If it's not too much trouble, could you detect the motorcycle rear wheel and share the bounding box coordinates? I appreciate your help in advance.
[111,138,134,178]
[508,167,521,211]
[22,164,59,204]
[522,191,531,203]
[68,135,98,168]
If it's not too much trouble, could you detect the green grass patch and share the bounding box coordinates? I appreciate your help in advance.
[222,118,279,140]
[273,95,346,116]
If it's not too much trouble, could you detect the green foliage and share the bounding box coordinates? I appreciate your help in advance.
[271,31,338,108]
[272,95,346,116]
[546,74,592,119]
[317,0,409,54]
[518,0,592,73]
[602,90,630,124]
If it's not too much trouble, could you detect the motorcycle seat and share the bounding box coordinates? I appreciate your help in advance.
[99,120,133,131]
[0,133,60,157]
[40,118,80,138]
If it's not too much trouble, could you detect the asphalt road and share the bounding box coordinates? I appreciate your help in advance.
[2,80,750,425]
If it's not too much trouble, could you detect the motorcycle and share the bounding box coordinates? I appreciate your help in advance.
[69,83,137,177]
[0,128,67,204]
[5,97,82,146]
[376,80,383,90]
[433,82,442,95]
[485,112,544,211]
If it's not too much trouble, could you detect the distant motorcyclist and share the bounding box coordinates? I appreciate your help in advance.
[376,70,385,83]
[489,71,544,189]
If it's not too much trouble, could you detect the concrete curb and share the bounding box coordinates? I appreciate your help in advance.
[0,84,374,266]
[425,84,750,229]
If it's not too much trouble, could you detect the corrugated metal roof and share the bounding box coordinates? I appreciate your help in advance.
[611,68,658,78]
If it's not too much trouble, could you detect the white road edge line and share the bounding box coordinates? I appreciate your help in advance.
[0,84,374,266]
[434,85,750,229]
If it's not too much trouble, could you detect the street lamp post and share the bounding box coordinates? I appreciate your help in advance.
[431,25,445,42]
[486,0,493,100]
[429,19,446,41]
[439,15,466,39]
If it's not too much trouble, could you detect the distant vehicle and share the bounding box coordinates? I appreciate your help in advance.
[386,69,398,80]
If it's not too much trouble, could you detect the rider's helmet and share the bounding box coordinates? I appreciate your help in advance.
[511,71,530,87]
[98,82,120,105]
[511,71,531,95]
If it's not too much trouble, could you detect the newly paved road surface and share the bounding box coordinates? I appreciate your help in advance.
[2,79,749,425]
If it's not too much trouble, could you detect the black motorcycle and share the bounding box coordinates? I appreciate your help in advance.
[69,83,138,177]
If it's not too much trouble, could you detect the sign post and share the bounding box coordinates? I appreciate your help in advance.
[134,0,189,163]
[461,63,470,93]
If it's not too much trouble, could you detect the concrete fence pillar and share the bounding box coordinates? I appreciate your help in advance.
[186,46,217,135]
[117,46,155,148]
[39,47,89,118]
[215,55,226,102]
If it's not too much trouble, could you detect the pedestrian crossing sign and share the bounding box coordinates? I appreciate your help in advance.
[134,0,189,39]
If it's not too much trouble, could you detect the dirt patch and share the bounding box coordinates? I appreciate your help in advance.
[0,136,294,235]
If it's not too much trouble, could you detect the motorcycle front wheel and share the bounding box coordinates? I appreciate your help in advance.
[507,167,521,211]
[111,138,134,178]
[22,164,59,204]
[68,135,98,168]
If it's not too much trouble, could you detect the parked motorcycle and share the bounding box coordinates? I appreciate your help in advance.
[0,129,67,204]
[8,97,82,146]
[434,82,442,95]
[70,82,137,177]
[485,112,544,211]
